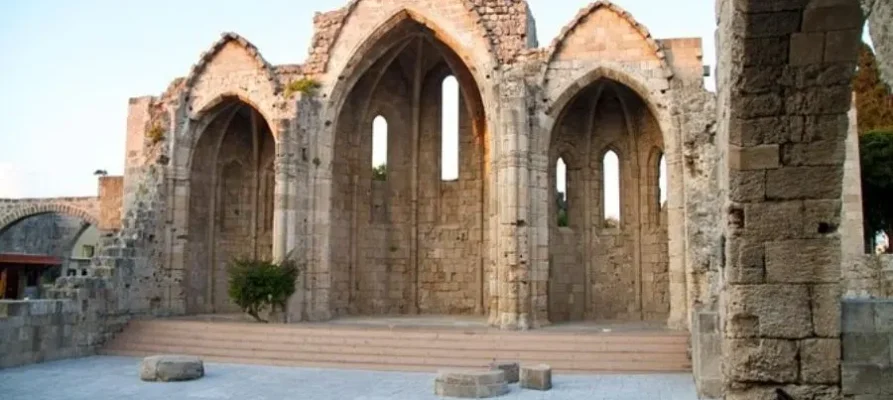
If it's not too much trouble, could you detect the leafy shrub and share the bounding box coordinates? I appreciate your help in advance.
[372,164,387,181]
[861,129,893,252]
[284,78,321,98]
[146,123,165,144]
[227,258,299,323]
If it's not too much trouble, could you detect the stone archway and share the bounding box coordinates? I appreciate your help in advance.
[327,12,490,318]
[546,78,670,323]
[0,203,99,236]
[183,97,277,314]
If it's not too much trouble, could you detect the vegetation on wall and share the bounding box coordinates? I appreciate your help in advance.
[227,258,299,322]
[860,129,893,253]
[284,78,321,98]
[853,43,893,134]
[556,191,568,227]
[854,42,893,252]
[146,123,166,145]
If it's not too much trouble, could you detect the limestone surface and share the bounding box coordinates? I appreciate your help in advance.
[520,364,552,391]
[434,369,509,398]
[139,355,205,382]
[491,361,520,384]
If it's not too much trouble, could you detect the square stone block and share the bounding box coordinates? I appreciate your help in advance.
[434,369,508,398]
[490,361,519,384]
[520,364,552,391]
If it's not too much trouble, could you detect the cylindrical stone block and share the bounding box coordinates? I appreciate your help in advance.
[520,364,552,391]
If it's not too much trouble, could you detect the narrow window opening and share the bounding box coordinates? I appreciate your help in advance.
[658,153,667,208]
[441,75,459,181]
[556,158,568,227]
[603,150,621,228]
[372,115,387,181]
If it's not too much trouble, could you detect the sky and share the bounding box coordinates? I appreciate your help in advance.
[2,0,871,204]
[0,0,718,200]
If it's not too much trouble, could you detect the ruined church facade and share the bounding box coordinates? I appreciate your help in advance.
[120,0,714,330]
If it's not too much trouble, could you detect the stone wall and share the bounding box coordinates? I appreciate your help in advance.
[0,214,85,256]
[0,300,97,368]
[842,299,893,398]
[98,177,123,231]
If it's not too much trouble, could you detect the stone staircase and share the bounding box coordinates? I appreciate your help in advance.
[101,319,691,374]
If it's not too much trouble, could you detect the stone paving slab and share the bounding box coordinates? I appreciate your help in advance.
[0,356,698,400]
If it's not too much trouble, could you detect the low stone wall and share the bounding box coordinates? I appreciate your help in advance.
[842,299,893,398]
[0,300,95,368]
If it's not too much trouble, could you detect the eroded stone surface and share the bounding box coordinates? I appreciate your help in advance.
[520,364,552,391]
[434,369,508,398]
[491,361,520,384]
[139,355,204,382]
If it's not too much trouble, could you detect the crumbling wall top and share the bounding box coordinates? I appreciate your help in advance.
[182,32,281,95]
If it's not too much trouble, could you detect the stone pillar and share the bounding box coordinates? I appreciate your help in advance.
[492,73,532,330]
[716,0,862,398]
[842,104,873,297]
[272,134,289,263]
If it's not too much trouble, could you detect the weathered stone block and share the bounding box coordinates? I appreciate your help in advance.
[725,284,812,339]
[842,364,893,395]
[875,302,893,333]
[520,364,552,391]
[843,300,876,333]
[744,11,801,38]
[723,339,799,383]
[434,369,508,398]
[780,140,845,167]
[790,33,825,66]
[802,3,864,32]
[729,145,779,170]
[139,355,205,382]
[800,338,841,384]
[801,199,842,239]
[490,361,519,384]
[766,166,843,200]
[742,201,803,241]
[842,333,891,365]
[729,171,766,203]
[764,238,840,283]
[811,284,842,337]
[727,385,840,400]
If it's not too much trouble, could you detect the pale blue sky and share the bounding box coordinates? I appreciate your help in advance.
[0,0,760,199]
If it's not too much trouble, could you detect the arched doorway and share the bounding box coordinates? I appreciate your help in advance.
[0,212,98,299]
[330,15,489,317]
[548,79,669,323]
[184,98,276,314]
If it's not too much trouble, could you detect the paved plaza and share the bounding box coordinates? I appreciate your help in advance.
[0,356,698,400]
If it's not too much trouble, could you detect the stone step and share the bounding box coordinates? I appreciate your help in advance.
[124,319,689,343]
[107,334,691,363]
[103,319,691,374]
[111,327,688,354]
[101,344,689,373]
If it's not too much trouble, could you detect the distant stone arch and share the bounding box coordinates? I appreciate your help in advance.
[0,203,99,236]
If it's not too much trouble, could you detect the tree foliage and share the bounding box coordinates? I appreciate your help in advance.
[853,43,893,133]
[227,258,299,322]
[860,129,893,252]
[372,164,387,181]
[556,191,568,227]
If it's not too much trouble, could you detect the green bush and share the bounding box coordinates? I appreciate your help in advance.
[227,258,299,323]
[372,164,387,181]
